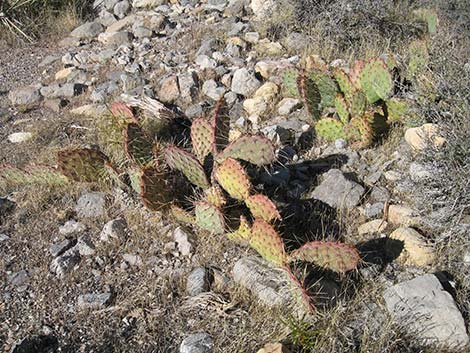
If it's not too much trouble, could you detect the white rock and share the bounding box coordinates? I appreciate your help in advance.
[7,132,32,143]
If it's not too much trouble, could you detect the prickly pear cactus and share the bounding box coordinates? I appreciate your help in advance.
[58,148,111,183]
[290,241,360,273]
[282,69,299,97]
[0,164,68,189]
[226,215,251,242]
[307,68,338,109]
[246,194,281,223]
[191,117,215,163]
[250,219,287,266]
[407,40,429,78]
[216,135,276,166]
[215,158,251,200]
[333,67,355,99]
[164,146,210,189]
[296,72,321,121]
[358,58,393,103]
[125,123,154,167]
[335,94,350,124]
[195,201,225,234]
[170,204,196,224]
[386,98,411,123]
[205,185,226,208]
[111,102,137,121]
[140,167,171,211]
[315,118,346,141]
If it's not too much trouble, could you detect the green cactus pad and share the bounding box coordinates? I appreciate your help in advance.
[350,91,367,118]
[246,194,281,222]
[284,268,315,313]
[289,241,360,273]
[215,158,251,200]
[346,115,374,148]
[125,123,154,167]
[407,40,429,78]
[282,69,299,97]
[164,146,210,189]
[333,68,354,98]
[250,219,287,266]
[386,98,410,123]
[140,167,171,211]
[0,164,68,189]
[296,72,321,121]
[58,148,110,182]
[226,215,251,242]
[205,185,226,208]
[358,58,393,103]
[216,135,275,166]
[335,94,350,124]
[315,118,346,141]
[308,68,338,108]
[128,167,143,194]
[191,117,215,163]
[349,60,365,88]
[195,201,225,234]
[170,204,196,224]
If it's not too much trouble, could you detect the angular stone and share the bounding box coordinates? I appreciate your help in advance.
[70,21,104,39]
[70,104,108,117]
[158,75,180,103]
[358,219,387,236]
[202,80,226,101]
[77,292,112,309]
[40,83,86,99]
[100,218,128,241]
[75,192,107,219]
[77,235,96,256]
[133,0,165,8]
[49,239,75,257]
[50,247,81,277]
[7,132,33,143]
[383,274,469,349]
[388,205,420,227]
[98,31,133,47]
[387,227,435,266]
[310,169,365,209]
[231,68,261,96]
[404,123,446,151]
[277,98,301,115]
[133,25,153,38]
[8,270,29,287]
[180,333,213,353]
[59,220,86,235]
[173,227,192,257]
[106,14,135,32]
[187,267,211,296]
[8,86,41,106]
[122,253,143,266]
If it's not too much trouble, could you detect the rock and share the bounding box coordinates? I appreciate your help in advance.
[232,256,294,308]
[173,227,192,256]
[98,31,133,46]
[122,253,143,266]
[387,227,435,266]
[195,55,217,70]
[50,246,81,277]
[10,335,58,353]
[70,104,108,117]
[39,55,59,67]
[106,14,135,32]
[7,132,33,143]
[178,72,198,103]
[231,68,261,96]
[243,96,267,116]
[409,162,432,182]
[158,75,180,103]
[257,343,291,353]
[55,67,75,81]
[0,233,10,242]
[113,0,130,18]
[404,123,446,151]
[202,80,226,101]
[100,218,128,241]
[49,239,75,257]
[8,270,29,288]
[310,169,365,209]
[387,205,420,227]
[205,0,228,12]
[187,267,211,296]
[8,86,41,106]
[133,25,153,38]
[334,138,347,150]
[180,333,213,353]
[75,192,107,219]
[383,274,469,349]
[277,98,300,115]
[224,0,246,17]
[59,220,86,235]
[98,9,117,26]
[44,99,67,112]
[77,235,96,256]
[384,170,402,182]
[255,40,283,56]
[133,0,164,8]
[77,292,112,309]
[358,219,387,236]
[251,0,279,20]
[244,31,260,44]
[70,21,104,39]
[40,83,86,99]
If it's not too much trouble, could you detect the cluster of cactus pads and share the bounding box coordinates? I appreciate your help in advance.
[286,56,412,148]
[0,96,360,313]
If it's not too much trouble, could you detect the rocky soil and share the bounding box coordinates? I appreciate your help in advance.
[1,1,469,352]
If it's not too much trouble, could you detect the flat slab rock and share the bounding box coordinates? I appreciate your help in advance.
[383,274,469,349]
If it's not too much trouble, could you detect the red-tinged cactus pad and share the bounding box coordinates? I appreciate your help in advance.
[246,194,281,222]
[290,241,360,273]
[191,117,215,163]
[215,158,251,200]
[140,167,171,211]
[216,135,275,166]
[164,146,210,189]
[315,118,346,141]
[170,204,196,224]
[205,185,226,208]
[358,58,393,103]
[307,68,338,108]
[250,219,287,266]
[350,91,367,118]
[335,94,350,125]
[110,102,137,121]
[195,201,225,234]
[58,148,110,182]
[296,72,321,121]
[333,67,354,98]
[210,97,230,153]
[125,123,154,167]
[226,215,251,242]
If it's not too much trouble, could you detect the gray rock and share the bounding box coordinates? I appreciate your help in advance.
[77,292,112,309]
[180,333,213,353]
[244,31,260,44]
[277,97,300,115]
[90,81,119,102]
[231,68,261,96]
[334,138,347,150]
[113,0,130,18]
[49,239,75,257]
[50,246,81,277]
[8,86,42,106]
[205,0,227,12]
[77,235,96,256]
[38,55,59,67]
[362,202,384,219]
[173,227,192,257]
[196,38,218,56]
[8,270,29,287]
[158,75,180,103]
[133,25,153,38]
[97,9,117,27]
[178,72,198,103]
[232,256,294,308]
[195,55,217,70]
[104,0,120,10]
[59,220,86,235]
[133,0,165,8]
[100,31,133,47]
[62,52,89,67]
[409,162,432,182]
[202,80,226,101]
[70,21,104,39]
[0,233,10,242]
[75,192,107,219]
[100,218,128,241]
[310,169,365,209]
[40,83,86,99]
[187,267,211,296]
[370,186,389,202]
[122,253,143,266]
[384,274,469,349]
[224,0,247,17]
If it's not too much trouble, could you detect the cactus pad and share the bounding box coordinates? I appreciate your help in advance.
[407,40,429,78]
[335,94,350,124]
[246,194,281,222]
[350,91,367,118]
[215,158,251,200]
[386,98,410,122]
[0,164,68,188]
[308,68,338,108]
[140,167,171,211]
[296,72,321,120]
[164,146,210,189]
[125,123,154,167]
[191,117,215,163]
[250,219,287,266]
[216,135,275,166]
[333,68,354,98]
[358,58,393,103]
[58,148,110,182]
[170,204,196,224]
[195,201,225,234]
[226,215,251,242]
[290,241,360,273]
[282,69,299,97]
[315,118,346,141]
[205,185,226,208]
[346,115,374,148]
[284,268,315,313]
[211,97,230,153]
[110,102,136,121]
